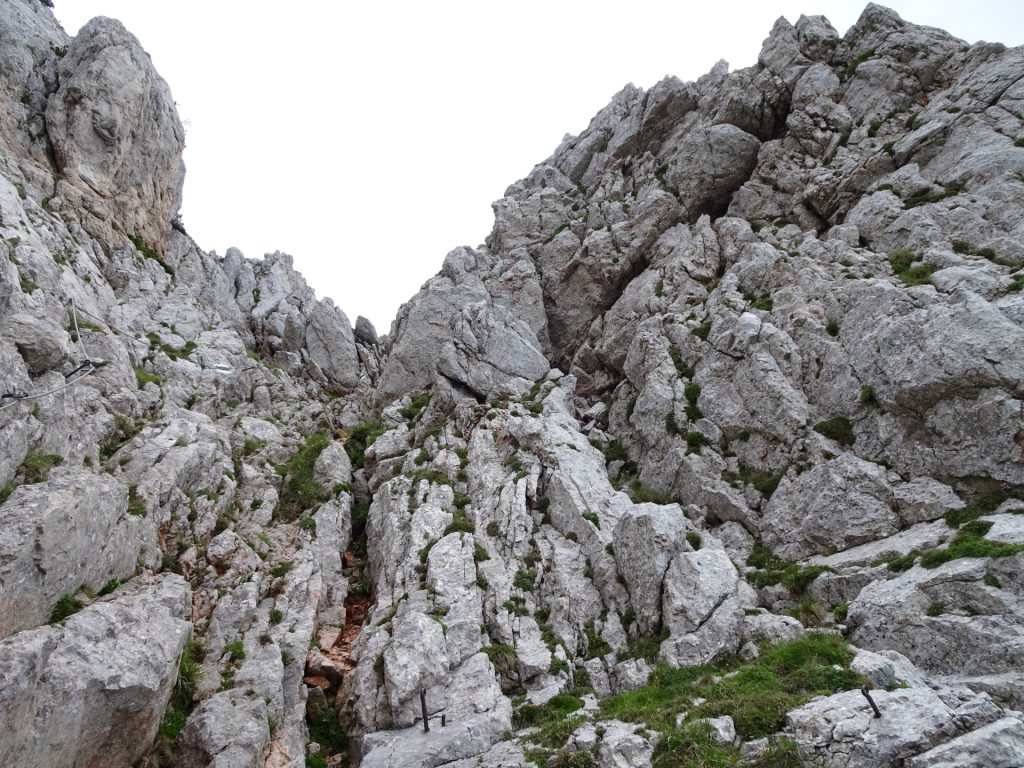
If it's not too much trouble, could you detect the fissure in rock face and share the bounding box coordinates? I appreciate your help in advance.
[1,2,1023,767]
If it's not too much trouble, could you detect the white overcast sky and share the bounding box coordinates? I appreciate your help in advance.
[53,1,1024,333]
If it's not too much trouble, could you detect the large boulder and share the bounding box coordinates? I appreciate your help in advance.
[0,467,139,638]
[45,17,185,251]
[0,573,191,768]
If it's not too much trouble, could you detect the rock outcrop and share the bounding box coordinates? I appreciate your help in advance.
[1,2,1023,767]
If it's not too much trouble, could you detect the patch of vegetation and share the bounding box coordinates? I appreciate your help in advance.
[443,510,475,536]
[473,542,490,563]
[399,390,431,422]
[665,412,680,435]
[48,593,84,623]
[344,420,384,470]
[127,486,147,517]
[514,693,584,729]
[693,321,712,341]
[135,367,166,388]
[669,347,693,378]
[684,431,711,454]
[602,440,628,463]
[721,465,782,498]
[18,270,39,293]
[130,234,175,277]
[683,382,702,421]
[276,432,331,521]
[944,488,1024,528]
[243,438,266,457]
[151,638,205,765]
[902,181,964,209]
[918,519,1023,568]
[888,249,936,286]
[655,278,665,298]
[483,643,519,682]
[225,641,246,662]
[20,452,63,484]
[842,47,876,81]
[602,633,865,757]
[513,569,536,592]
[625,627,669,664]
[813,416,855,447]
[306,704,348,766]
[543,222,570,245]
[858,385,878,406]
[751,296,774,312]
[101,414,143,460]
[146,332,197,361]
[746,544,829,594]
[270,561,293,579]
[627,481,673,505]
[411,468,451,487]
[585,618,611,659]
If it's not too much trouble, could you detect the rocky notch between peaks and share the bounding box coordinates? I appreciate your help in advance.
[1,2,1023,767]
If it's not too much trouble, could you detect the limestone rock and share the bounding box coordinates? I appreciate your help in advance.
[0,574,191,768]
[659,548,743,666]
[45,17,184,252]
[0,467,139,638]
[786,686,1010,768]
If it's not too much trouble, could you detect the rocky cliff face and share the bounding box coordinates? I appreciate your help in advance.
[1,2,1023,767]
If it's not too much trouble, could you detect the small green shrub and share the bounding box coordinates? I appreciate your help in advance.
[344,420,384,470]
[888,249,936,287]
[513,570,535,591]
[669,347,693,378]
[49,593,84,623]
[684,431,711,454]
[628,481,673,505]
[20,452,63,484]
[135,367,166,388]
[225,641,246,662]
[276,432,330,520]
[270,561,293,578]
[444,511,475,536]
[858,385,878,406]
[665,412,680,435]
[813,417,855,447]
[127,486,147,517]
[399,390,431,422]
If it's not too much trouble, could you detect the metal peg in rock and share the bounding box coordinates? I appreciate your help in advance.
[860,685,882,718]
[421,689,429,733]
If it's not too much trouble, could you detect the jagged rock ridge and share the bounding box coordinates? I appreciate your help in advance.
[1,2,1023,768]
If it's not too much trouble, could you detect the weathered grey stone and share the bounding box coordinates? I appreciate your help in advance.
[761,454,899,560]
[848,558,1024,676]
[0,467,139,638]
[660,549,743,666]
[0,574,191,768]
[45,17,184,252]
[786,686,1004,768]
[906,717,1024,768]
[178,690,271,768]
[700,715,736,746]
[613,503,692,634]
